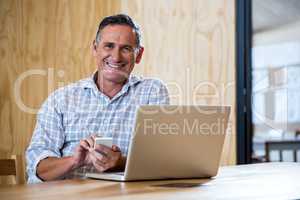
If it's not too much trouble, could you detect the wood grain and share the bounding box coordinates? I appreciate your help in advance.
[0,163,299,199]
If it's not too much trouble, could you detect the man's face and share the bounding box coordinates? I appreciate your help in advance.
[93,24,143,84]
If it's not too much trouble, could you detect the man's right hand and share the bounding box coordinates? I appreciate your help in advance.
[72,136,95,168]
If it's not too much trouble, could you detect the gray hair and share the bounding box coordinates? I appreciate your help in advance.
[95,14,142,48]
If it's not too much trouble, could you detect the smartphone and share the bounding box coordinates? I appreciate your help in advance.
[94,137,113,148]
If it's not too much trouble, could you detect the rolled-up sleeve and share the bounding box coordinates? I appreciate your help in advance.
[26,93,65,184]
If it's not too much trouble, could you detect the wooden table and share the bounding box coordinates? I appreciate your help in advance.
[1,163,300,200]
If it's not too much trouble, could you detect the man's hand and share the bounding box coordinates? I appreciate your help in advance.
[36,136,123,181]
[72,135,123,172]
[72,136,94,168]
[90,144,123,172]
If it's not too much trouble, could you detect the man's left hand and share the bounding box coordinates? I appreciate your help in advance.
[89,144,123,172]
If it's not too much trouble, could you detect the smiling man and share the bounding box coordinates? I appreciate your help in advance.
[26,14,169,183]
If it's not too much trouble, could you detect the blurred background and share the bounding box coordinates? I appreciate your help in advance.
[251,0,300,162]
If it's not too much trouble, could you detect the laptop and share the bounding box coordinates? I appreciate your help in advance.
[86,105,231,181]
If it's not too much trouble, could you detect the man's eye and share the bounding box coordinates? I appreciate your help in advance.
[104,44,114,49]
[122,47,133,53]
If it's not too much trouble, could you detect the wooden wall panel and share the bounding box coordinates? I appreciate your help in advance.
[121,0,236,165]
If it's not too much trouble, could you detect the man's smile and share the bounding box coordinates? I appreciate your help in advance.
[104,60,126,69]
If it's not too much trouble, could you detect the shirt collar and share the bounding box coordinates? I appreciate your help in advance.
[81,71,142,90]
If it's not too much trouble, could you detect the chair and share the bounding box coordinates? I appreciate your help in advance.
[265,140,300,162]
[0,158,16,176]
[0,155,26,185]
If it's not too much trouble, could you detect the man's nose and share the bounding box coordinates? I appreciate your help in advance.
[111,48,122,61]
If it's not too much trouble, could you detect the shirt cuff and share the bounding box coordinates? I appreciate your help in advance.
[28,150,60,184]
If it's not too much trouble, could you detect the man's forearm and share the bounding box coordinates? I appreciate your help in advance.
[36,156,78,181]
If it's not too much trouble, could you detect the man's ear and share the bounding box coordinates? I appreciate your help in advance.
[92,40,98,57]
[135,47,144,64]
